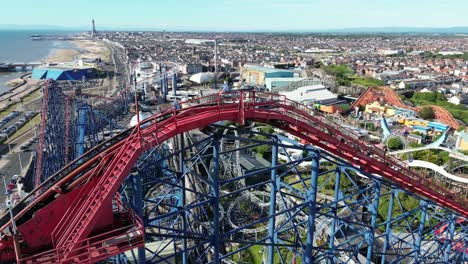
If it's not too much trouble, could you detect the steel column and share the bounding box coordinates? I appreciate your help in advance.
[381,189,395,264]
[172,73,177,96]
[179,133,188,264]
[444,214,456,263]
[328,168,342,264]
[132,173,146,264]
[267,136,278,264]
[211,137,221,263]
[366,179,381,263]
[413,200,428,262]
[305,151,320,263]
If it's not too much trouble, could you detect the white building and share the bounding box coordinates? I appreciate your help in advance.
[279,85,338,105]
[378,49,405,56]
[438,51,463,56]
[448,96,461,105]
[189,72,215,84]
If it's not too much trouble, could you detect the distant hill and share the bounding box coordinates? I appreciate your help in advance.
[321,27,468,34]
[0,24,467,34]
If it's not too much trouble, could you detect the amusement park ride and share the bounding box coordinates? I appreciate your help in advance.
[0,80,466,263]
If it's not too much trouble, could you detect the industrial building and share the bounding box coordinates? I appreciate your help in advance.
[279,84,338,105]
[264,77,307,91]
[240,65,295,86]
[31,67,96,81]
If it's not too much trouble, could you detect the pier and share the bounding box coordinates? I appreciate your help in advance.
[0,62,42,72]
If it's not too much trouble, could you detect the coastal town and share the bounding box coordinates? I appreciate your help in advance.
[0,20,467,263]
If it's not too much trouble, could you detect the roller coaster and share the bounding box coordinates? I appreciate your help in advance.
[0,89,466,263]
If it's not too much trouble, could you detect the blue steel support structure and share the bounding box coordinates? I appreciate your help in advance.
[35,81,124,186]
[132,173,146,264]
[35,81,72,183]
[367,180,381,263]
[267,136,278,264]
[172,73,177,96]
[211,136,221,264]
[380,189,395,264]
[75,104,88,160]
[119,125,467,264]
[414,200,427,262]
[305,151,320,263]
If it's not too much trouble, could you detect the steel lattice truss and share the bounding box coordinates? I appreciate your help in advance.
[2,91,466,263]
[35,81,128,187]
[120,126,467,264]
[35,81,74,185]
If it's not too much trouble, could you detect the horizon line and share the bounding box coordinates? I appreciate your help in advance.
[1,24,468,33]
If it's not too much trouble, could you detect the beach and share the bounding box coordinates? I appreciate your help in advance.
[2,38,112,91]
[45,39,111,63]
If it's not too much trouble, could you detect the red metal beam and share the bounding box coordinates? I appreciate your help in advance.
[0,91,466,263]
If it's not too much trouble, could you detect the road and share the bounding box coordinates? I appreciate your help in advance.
[0,128,36,210]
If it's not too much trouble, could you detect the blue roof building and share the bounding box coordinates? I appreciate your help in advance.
[31,67,96,81]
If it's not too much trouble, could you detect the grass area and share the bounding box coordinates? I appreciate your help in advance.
[5,114,40,143]
[244,244,303,264]
[408,92,468,124]
[22,88,41,103]
[230,244,263,263]
[350,76,384,87]
[248,245,264,264]
[0,88,41,120]
[0,104,18,119]
[320,64,384,87]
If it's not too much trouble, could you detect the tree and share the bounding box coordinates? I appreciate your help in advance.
[418,106,435,120]
[253,135,272,159]
[387,137,404,150]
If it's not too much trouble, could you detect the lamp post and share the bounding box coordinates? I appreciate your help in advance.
[2,175,21,262]
[17,152,23,172]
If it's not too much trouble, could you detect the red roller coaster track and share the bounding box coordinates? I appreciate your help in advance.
[0,91,466,263]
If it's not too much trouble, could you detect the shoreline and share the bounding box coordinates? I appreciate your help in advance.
[1,38,111,92]
[45,39,112,64]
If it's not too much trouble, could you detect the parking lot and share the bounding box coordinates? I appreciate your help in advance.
[0,111,37,143]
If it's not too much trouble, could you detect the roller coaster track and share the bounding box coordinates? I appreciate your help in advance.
[0,91,466,263]
[390,146,468,162]
[350,87,460,129]
[405,160,468,184]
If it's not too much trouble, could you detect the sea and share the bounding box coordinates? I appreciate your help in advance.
[0,30,78,93]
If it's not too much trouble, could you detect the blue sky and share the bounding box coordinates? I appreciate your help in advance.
[1,0,467,31]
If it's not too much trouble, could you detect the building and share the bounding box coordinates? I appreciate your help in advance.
[378,49,405,56]
[455,131,468,151]
[448,96,461,105]
[179,63,203,75]
[240,65,294,86]
[279,85,338,106]
[365,102,415,117]
[189,72,215,84]
[31,67,96,81]
[264,77,307,91]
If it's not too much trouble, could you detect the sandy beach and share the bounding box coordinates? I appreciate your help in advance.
[45,49,81,63]
[45,39,111,64]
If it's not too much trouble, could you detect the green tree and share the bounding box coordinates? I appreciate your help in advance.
[438,151,450,165]
[418,106,435,120]
[253,135,272,159]
[408,142,422,148]
[387,137,404,150]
